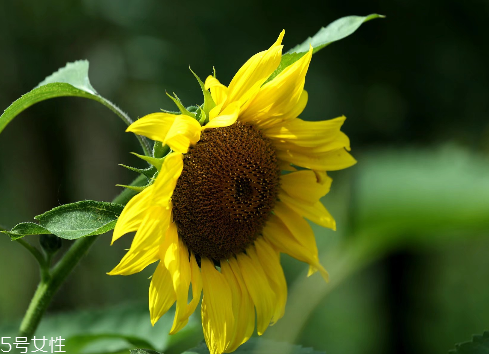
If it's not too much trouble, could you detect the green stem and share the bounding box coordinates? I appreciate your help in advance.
[18,174,147,339]
[16,239,48,276]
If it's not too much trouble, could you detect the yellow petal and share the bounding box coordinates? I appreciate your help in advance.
[127,113,201,153]
[112,184,154,244]
[186,253,203,318]
[240,46,312,125]
[251,238,287,324]
[236,251,275,335]
[226,31,284,107]
[254,89,309,130]
[109,153,182,276]
[265,209,329,281]
[209,102,224,121]
[274,201,317,253]
[201,258,234,354]
[205,76,228,107]
[264,116,347,147]
[204,102,239,129]
[280,170,332,205]
[280,192,336,230]
[273,131,351,153]
[276,147,357,171]
[149,260,176,325]
[108,204,171,276]
[221,260,255,352]
[150,152,183,208]
[160,222,192,335]
[126,112,177,142]
[165,115,202,153]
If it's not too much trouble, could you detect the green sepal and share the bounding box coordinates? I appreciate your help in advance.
[198,106,208,125]
[1,201,124,241]
[115,184,147,193]
[153,141,170,159]
[119,164,156,180]
[160,108,181,115]
[131,152,165,171]
[189,67,216,118]
[166,92,196,118]
[267,14,384,82]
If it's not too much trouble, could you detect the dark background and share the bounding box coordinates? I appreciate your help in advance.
[1,1,489,353]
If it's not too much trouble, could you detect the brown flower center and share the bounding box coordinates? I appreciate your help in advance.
[172,121,280,261]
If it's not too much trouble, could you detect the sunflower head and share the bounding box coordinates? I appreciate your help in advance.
[109,30,356,354]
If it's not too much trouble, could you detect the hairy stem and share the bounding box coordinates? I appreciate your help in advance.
[18,174,146,339]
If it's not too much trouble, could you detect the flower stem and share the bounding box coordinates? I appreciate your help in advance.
[17,174,147,339]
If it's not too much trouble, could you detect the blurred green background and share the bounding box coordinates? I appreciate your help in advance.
[1,1,489,353]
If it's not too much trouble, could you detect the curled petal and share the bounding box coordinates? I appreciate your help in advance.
[127,113,201,153]
[205,76,228,107]
[204,102,240,129]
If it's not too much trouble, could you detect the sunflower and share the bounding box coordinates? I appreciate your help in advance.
[109,30,356,354]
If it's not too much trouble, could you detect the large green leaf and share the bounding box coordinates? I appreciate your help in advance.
[0,60,150,155]
[449,332,489,354]
[1,201,124,240]
[0,302,201,354]
[268,14,384,82]
[182,339,325,354]
[130,350,163,354]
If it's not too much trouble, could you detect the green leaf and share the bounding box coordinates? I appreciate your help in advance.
[2,222,51,240]
[130,350,163,354]
[66,334,155,354]
[267,14,384,82]
[0,302,201,354]
[34,200,124,240]
[287,14,384,54]
[0,60,151,155]
[1,201,124,240]
[182,339,325,354]
[449,331,489,354]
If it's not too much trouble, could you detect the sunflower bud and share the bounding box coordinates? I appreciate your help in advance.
[40,234,62,255]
